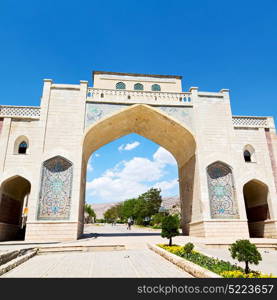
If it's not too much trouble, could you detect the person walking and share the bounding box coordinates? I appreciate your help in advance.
[127,217,132,230]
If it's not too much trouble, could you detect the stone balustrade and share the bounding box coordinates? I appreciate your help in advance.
[87,87,192,106]
[232,116,269,128]
[0,105,40,119]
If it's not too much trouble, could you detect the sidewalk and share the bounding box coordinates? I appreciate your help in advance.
[1,223,277,276]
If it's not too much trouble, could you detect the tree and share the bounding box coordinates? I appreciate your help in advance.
[141,188,162,217]
[84,204,96,223]
[133,197,148,222]
[161,215,180,246]
[229,239,262,274]
[120,198,137,220]
[104,205,119,223]
[116,203,124,222]
[102,188,162,225]
[132,188,162,223]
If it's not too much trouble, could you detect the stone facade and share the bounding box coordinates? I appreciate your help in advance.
[0,70,277,241]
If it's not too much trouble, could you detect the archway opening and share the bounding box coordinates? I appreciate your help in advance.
[243,180,270,237]
[0,176,31,241]
[81,104,196,235]
[85,133,179,227]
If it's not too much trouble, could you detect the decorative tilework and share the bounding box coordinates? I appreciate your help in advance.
[85,103,127,128]
[85,103,193,130]
[37,156,73,220]
[157,106,192,129]
[207,162,239,219]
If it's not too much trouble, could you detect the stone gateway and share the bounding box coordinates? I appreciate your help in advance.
[0,71,277,241]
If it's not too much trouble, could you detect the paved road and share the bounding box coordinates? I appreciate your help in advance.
[2,249,193,278]
[2,224,193,278]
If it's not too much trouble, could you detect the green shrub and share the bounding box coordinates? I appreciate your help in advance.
[159,244,243,275]
[229,239,262,274]
[182,242,194,254]
[161,215,180,246]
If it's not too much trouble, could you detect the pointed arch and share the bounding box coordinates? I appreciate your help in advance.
[82,104,196,235]
[82,104,196,168]
[243,179,270,237]
[0,175,31,241]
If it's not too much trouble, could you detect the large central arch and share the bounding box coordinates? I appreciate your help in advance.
[81,104,197,234]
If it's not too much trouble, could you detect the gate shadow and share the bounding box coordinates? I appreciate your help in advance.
[80,232,162,239]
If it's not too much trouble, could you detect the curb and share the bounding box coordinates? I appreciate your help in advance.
[147,243,221,278]
[0,250,20,266]
[0,249,37,276]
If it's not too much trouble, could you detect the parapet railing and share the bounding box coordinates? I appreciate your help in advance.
[232,116,269,128]
[86,87,192,105]
[0,105,40,119]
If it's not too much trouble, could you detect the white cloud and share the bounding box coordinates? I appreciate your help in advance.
[154,178,178,192]
[86,146,177,203]
[118,141,140,151]
[115,157,163,182]
[153,147,176,166]
[86,176,147,202]
[87,157,93,172]
[118,144,124,151]
[125,141,140,150]
[87,153,100,173]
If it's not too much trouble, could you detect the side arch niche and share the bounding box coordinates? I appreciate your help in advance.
[37,156,73,220]
[0,175,31,241]
[207,161,239,219]
[243,179,270,237]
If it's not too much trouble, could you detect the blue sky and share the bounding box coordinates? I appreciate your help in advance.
[1,0,276,203]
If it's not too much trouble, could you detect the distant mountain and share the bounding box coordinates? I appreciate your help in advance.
[90,202,117,219]
[161,196,181,215]
[90,196,180,219]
